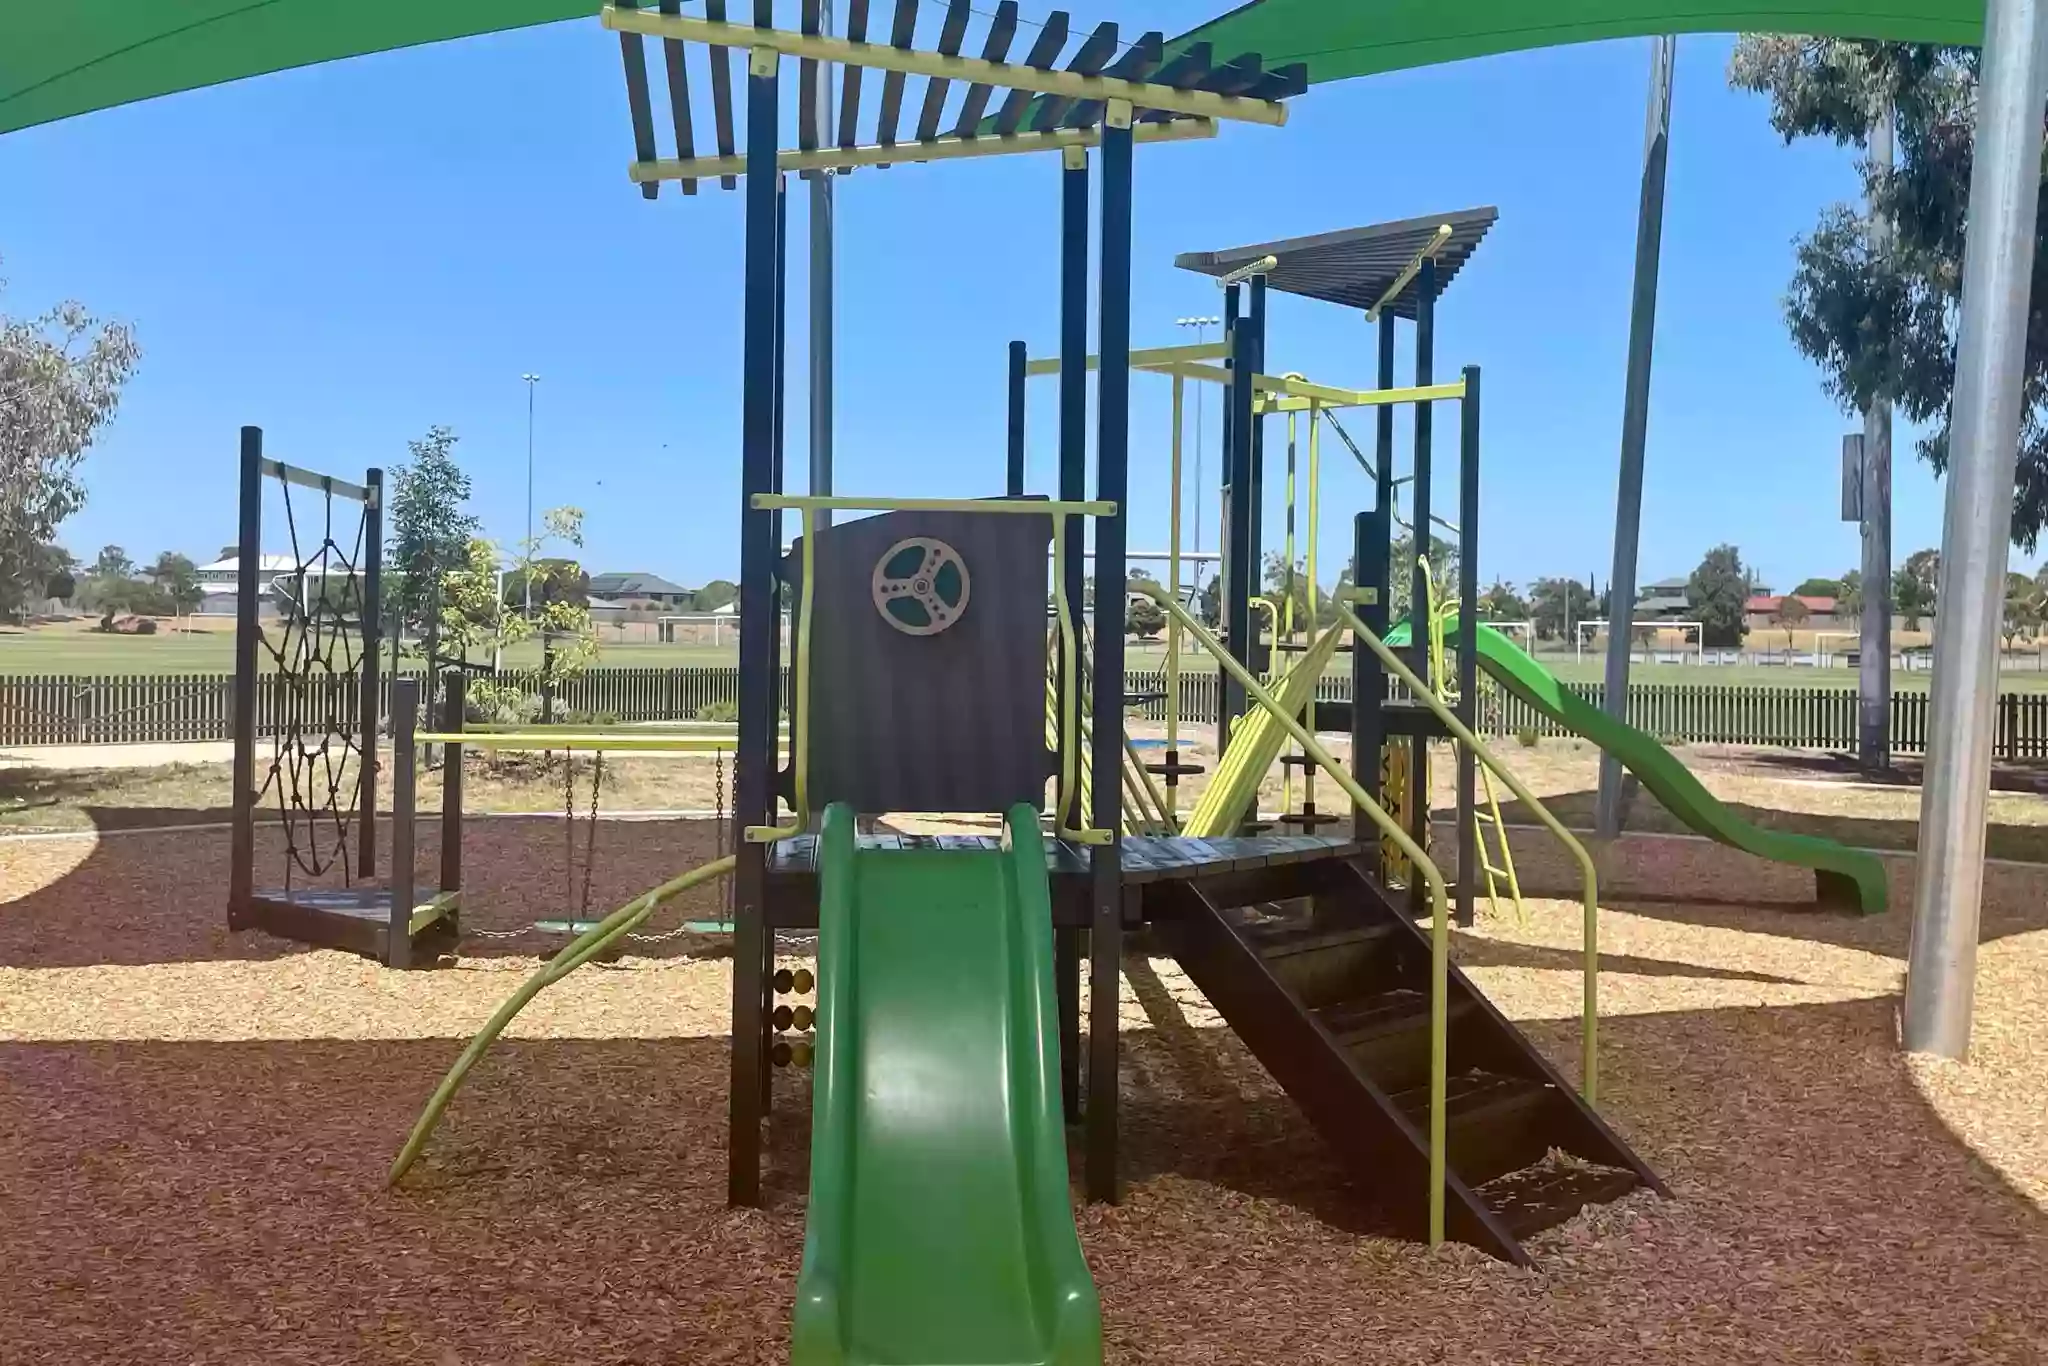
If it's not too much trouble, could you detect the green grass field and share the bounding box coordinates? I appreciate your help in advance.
[9,621,2048,691]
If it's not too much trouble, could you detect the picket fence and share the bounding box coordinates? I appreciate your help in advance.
[5,665,2048,758]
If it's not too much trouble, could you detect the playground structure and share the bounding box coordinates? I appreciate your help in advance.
[208,10,1898,1356]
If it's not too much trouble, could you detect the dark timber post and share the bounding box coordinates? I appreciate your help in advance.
[1087,109,1134,1204]
[1456,367,1482,928]
[389,676,417,969]
[1007,339,1028,497]
[1221,297,1255,757]
[1352,506,1390,844]
[359,466,384,880]
[440,669,465,922]
[729,38,781,1208]
[1246,275,1267,621]
[1408,259,1436,917]
[1056,151,1090,1122]
[229,426,264,927]
[1365,313,1396,831]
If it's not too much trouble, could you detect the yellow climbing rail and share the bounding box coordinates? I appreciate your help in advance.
[1332,589,1603,1106]
[1421,568,1524,923]
[389,854,737,1185]
[1126,580,1458,1246]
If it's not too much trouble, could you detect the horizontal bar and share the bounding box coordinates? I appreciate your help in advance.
[601,9,1290,127]
[631,117,1214,183]
[413,732,787,753]
[1158,362,1468,409]
[1022,339,1228,376]
[1216,253,1279,287]
[259,458,372,505]
[752,495,1116,515]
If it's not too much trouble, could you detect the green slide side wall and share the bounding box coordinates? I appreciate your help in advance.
[1388,620,1888,915]
[793,803,1101,1366]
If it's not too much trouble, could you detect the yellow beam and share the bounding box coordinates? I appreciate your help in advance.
[1366,223,1455,323]
[1022,340,1229,377]
[753,494,1116,516]
[601,9,1290,128]
[631,117,1216,184]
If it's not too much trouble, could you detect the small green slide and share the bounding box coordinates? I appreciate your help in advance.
[1391,619,1887,915]
[793,803,1102,1366]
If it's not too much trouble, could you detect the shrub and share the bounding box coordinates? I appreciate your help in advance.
[1515,727,1540,749]
[695,700,739,723]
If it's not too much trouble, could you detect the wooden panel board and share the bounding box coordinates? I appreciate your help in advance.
[949,0,1018,137]
[913,0,972,141]
[1030,20,1116,132]
[993,11,1069,135]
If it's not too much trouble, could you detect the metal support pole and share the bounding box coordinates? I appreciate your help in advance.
[1087,111,1134,1205]
[1597,34,1676,838]
[389,676,417,969]
[228,426,264,926]
[1222,304,1255,757]
[808,0,835,530]
[1407,260,1436,916]
[1007,339,1028,496]
[1456,368,1482,928]
[359,466,384,881]
[440,670,465,913]
[729,41,781,1205]
[1352,507,1389,844]
[1904,0,2048,1059]
[1058,148,1089,825]
[1247,275,1268,610]
[1860,101,1896,773]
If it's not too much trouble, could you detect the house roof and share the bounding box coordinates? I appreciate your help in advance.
[588,571,690,597]
[1747,594,1837,614]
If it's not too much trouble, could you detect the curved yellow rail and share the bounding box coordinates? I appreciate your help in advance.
[1333,591,1603,1105]
[1126,580,1456,1245]
[389,855,737,1186]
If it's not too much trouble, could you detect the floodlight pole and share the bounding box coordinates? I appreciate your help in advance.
[1905,0,2048,1059]
[1596,34,1675,839]
[521,372,540,621]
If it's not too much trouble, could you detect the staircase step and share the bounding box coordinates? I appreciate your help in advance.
[1316,989,1476,1094]
[1251,923,1395,960]
[1391,1069,1556,1185]
[1477,1159,1641,1240]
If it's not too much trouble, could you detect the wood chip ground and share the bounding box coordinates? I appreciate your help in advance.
[6,818,2048,1363]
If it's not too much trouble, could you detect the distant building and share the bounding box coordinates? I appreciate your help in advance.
[587,571,693,610]
[1745,593,1844,633]
[193,553,361,620]
[1635,576,1692,620]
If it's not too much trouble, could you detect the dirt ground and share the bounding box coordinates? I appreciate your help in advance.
[5,815,2048,1364]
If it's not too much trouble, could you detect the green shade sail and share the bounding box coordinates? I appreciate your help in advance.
[1174,1,1984,82]
[0,2,1991,138]
[0,1,589,135]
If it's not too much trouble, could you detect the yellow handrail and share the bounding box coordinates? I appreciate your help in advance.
[745,505,819,842]
[1126,580,1456,1246]
[752,494,1116,516]
[1333,590,1603,1105]
[1052,517,1114,845]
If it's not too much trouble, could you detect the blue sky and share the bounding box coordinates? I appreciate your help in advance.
[0,8,1993,595]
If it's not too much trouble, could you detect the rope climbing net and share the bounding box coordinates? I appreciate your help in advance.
[256,464,373,887]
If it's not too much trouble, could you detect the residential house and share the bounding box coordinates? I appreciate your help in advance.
[1635,577,1692,621]
[193,553,360,620]
[587,572,693,611]
[1744,593,1844,634]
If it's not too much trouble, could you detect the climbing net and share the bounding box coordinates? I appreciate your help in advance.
[256,465,372,886]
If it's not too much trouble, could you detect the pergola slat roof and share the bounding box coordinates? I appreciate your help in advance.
[604,1,1304,195]
[1175,208,1499,320]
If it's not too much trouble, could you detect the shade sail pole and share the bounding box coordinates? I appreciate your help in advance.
[1596,34,1675,839]
[1905,0,2048,1059]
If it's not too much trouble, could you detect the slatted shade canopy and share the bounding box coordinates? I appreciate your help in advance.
[603,1,1306,195]
[1174,208,1498,320]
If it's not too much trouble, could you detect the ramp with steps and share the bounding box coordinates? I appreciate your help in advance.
[1149,852,1662,1263]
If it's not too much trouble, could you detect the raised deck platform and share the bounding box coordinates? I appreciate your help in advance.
[763,832,1363,927]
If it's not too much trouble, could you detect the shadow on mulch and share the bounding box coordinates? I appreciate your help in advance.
[0,819,734,970]
[1738,747,2048,793]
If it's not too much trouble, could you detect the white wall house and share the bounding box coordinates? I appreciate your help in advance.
[194,554,362,620]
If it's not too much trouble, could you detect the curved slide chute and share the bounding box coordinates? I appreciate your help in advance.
[1391,620,1887,915]
[793,802,1101,1366]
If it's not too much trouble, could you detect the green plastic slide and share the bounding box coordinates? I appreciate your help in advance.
[793,803,1102,1366]
[1388,619,1887,915]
